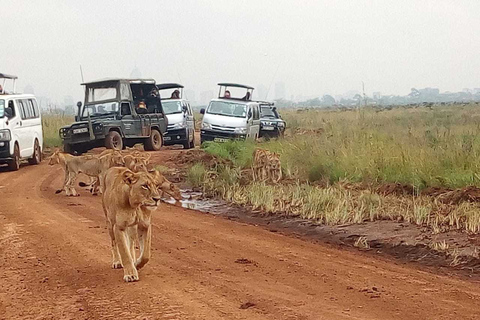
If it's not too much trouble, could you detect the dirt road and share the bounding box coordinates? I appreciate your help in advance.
[1,155,479,319]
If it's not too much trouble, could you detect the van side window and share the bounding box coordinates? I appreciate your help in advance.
[29,99,39,118]
[187,103,193,116]
[121,102,131,116]
[17,100,26,119]
[19,99,32,119]
[26,100,35,119]
[253,106,259,120]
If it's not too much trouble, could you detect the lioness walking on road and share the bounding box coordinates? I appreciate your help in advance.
[101,167,181,282]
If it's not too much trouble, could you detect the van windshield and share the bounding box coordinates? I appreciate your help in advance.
[207,101,246,118]
[163,101,182,115]
[0,100,4,118]
[260,106,277,118]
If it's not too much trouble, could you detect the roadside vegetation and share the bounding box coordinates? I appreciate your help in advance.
[187,103,480,233]
[42,114,73,148]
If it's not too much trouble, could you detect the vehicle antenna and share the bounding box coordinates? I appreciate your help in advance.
[80,65,85,83]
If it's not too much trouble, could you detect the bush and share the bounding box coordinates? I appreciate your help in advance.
[187,163,206,188]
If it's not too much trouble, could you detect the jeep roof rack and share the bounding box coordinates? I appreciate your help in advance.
[156,83,184,90]
[0,73,18,80]
[257,100,275,106]
[217,83,254,101]
[217,83,254,90]
[1,73,18,94]
[81,78,156,85]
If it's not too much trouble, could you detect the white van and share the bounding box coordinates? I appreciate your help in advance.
[200,83,260,144]
[0,73,43,170]
[157,83,195,149]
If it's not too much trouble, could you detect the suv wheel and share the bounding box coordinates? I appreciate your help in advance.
[8,144,20,171]
[105,131,123,150]
[28,139,42,165]
[145,129,162,151]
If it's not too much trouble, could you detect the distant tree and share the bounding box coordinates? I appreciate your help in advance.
[409,88,420,97]
[322,95,335,105]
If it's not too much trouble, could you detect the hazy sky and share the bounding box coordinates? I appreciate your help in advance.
[1,0,480,104]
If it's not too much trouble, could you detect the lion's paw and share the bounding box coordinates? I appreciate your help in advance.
[112,261,123,269]
[123,272,139,283]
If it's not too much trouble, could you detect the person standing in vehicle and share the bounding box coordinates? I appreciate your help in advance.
[224,90,231,98]
[136,100,148,114]
[171,90,180,99]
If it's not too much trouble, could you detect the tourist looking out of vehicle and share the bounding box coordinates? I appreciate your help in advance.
[224,90,231,98]
[171,90,180,99]
[136,101,148,114]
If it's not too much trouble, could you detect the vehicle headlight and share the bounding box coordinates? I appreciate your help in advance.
[234,127,247,134]
[0,129,11,141]
[278,122,285,127]
[201,122,212,130]
[94,124,103,132]
[173,122,187,129]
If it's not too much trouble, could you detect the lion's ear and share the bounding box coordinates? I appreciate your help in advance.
[122,170,138,185]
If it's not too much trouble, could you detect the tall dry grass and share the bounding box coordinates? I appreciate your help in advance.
[192,103,480,232]
[268,104,480,189]
[42,114,73,148]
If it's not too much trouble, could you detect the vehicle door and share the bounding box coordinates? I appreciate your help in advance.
[21,99,40,157]
[31,99,43,148]
[5,99,23,155]
[185,102,195,142]
[251,105,261,140]
[15,99,33,157]
[120,102,141,137]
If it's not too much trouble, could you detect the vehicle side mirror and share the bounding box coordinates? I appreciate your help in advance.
[272,106,277,111]
[5,107,13,119]
[200,108,205,115]
[77,101,82,108]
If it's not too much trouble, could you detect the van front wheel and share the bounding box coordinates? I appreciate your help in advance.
[28,140,42,165]
[8,144,20,171]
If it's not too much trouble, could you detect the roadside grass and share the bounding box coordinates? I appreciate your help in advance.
[273,105,480,189]
[191,103,480,233]
[42,114,73,148]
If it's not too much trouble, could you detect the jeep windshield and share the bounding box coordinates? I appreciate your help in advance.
[82,102,119,118]
[260,106,277,118]
[207,101,246,118]
[87,86,117,103]
[162,101,182,115]
[0,100,4,118]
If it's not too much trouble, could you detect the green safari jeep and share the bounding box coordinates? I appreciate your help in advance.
[60,78,168,154]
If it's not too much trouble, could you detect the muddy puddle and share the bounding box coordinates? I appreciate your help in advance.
[163,189,229,214]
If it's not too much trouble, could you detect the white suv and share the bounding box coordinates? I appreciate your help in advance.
[0,73,43,170]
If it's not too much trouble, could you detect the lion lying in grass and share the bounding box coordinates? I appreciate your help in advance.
[102,167,181,282]
[48,149,124,196]
[252,148,282,183]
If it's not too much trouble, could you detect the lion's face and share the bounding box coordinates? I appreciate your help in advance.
[150,170,182,201]
[124,171,162,210]
[124,155,149,172]
[48,150,61,165]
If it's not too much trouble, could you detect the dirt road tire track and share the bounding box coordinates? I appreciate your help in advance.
[0,161,479,319]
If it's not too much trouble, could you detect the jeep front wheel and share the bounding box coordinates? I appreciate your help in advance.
[105,131,123,150]
[145,129,162,151]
